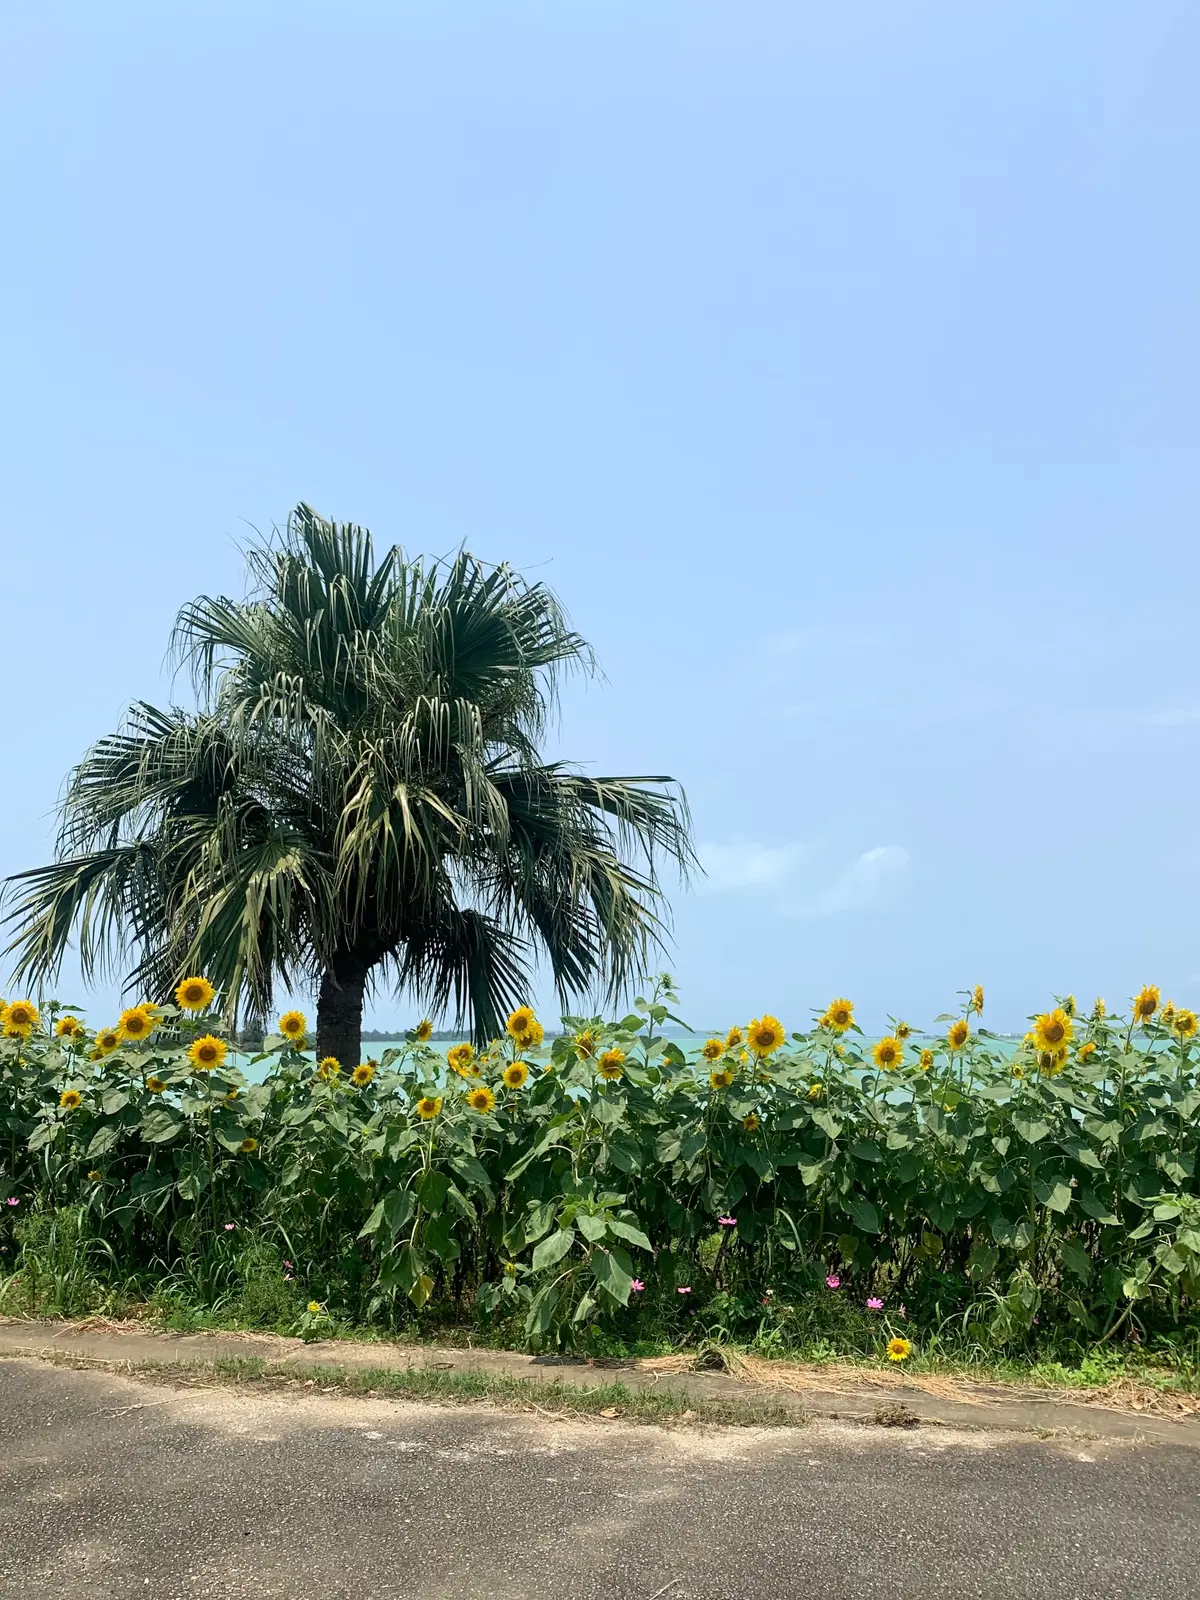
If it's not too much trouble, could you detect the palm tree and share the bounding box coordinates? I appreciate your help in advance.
[4,505,694,1064]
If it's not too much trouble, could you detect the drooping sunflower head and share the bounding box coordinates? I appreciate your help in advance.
[918,1049,934,1072]
[947,1019,970,1051]
[895,1022,912,1041]
[743,1112,760,1132]
[94,1027,120,1056]
[823,999,854,1034]
[225,1088,238,1102]
[55,1015,83,1039]
[415,1019,433,1043]
[1037,1046,1067,1076]
[709,1068,734,1090]
[747,1016,785,1056]
[175,976,215,1012]
[1033,1009,1073,1052]
[351,1062,375,1087]
[1175,1010,1199,1040]
[146,1075,166,1094]
[467,1085,496,1114]
[597,1047,625,1081]
[447,1042,477,1077]
[970,985,984,1016]
[807,1080,824,1101]
[59,1088,82,1111]
[316,1056,342,1082]
[701,1038,724,1062]
[724,1025,744,1049]
[502,1061,530,1091]
[872,1036,902,1072]
[1133,985,1160,1023]
[886,1337,912,1363]
[1011,1064,1025,1079]
[188,1034,227,1071]
[240,1137,258,1154]
[1078,1040,1098,1063]
[278,1010,307,1040]
[573,1028,598,1059]
[506,1006,537,1042]
[5,999,38,1034]
[117,1006,155,1042]
[513,1018,545,1051]
[415,1095,443,1121]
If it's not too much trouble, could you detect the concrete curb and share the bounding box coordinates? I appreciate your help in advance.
[3,1318,1199,1445]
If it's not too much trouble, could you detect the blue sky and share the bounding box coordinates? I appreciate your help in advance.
[2,3,1197,1034]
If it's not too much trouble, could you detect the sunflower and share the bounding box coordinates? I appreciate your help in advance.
[415,1095,443,1120]
[1132,985,1160,1023]
[5,1000,38,1032]
[597,1047,625,1081]
[415,1019,433,1042]
[240,1137,258,1153]
[725,1026,744,1049]
[701,1038,724,1062]
[315,1056,340,1082]
[886,1337,912,1363]
[1161,1001,1176,1028]
[467,1085,496,1114]
[1011,1064,1025,1079]
[447,1042,477,1077]
[947,1019,970,1051]
[972,985,984,1015]
[1092,997,1106,1019]
[1174,1010,1199,1040]
[117,1006,155,1042]
[87,1169,102,1182]
[1033,1009,1073,1051]
[307,1300,321,1314]
[225,1088,238,1101]
[278,1010,307,1040]
[895,1022,911,1041]
[747,1016,785,1057]
[743,1112,760,1133]
[351,1063,375,1087]
[94,1027,120,1056]
[1078,1040,1098,1064]
[823,999,854,1034]
[1063,994,1077,1018]
[59,1088,82,1110]
[502,1061,530,1090]
[918,1049,934,1072]
[506,1006,537,1041]
[1038,1047,1067,1076]
[188,1034,227,1071]
[573,1028,598,1059]
[709,1068,734,1090]
[513,1018,545,1051]
[146,1076,166,1094]
[872,1036,902,1072]
[807,1081,824,1100]
[175,976,215,1011]
[55,1015,83,1039]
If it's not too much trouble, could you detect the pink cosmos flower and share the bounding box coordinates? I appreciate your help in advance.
[825,1274,841,1290]
[718,1216,737,1226]
[6,1197,19,1207]
[283,1260,293,1270]
[676,1286,692,1295]
[630,1279,645,1293]
[224,1222,235,1231]
[866,1297,884,1311]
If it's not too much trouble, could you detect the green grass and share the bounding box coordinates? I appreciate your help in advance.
[26,1350,798,1428]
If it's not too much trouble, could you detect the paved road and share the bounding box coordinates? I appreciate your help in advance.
[2,1359,1197,1600]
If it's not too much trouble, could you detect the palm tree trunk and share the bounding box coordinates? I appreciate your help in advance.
[316,958,369,1068]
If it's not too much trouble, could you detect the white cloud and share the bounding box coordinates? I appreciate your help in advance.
[696,837,808,892]
[789,845,912,918]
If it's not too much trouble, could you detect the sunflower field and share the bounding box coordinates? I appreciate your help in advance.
[4,977,1200,1362]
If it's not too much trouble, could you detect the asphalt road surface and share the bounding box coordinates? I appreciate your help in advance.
[2,1358,1197,1600]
